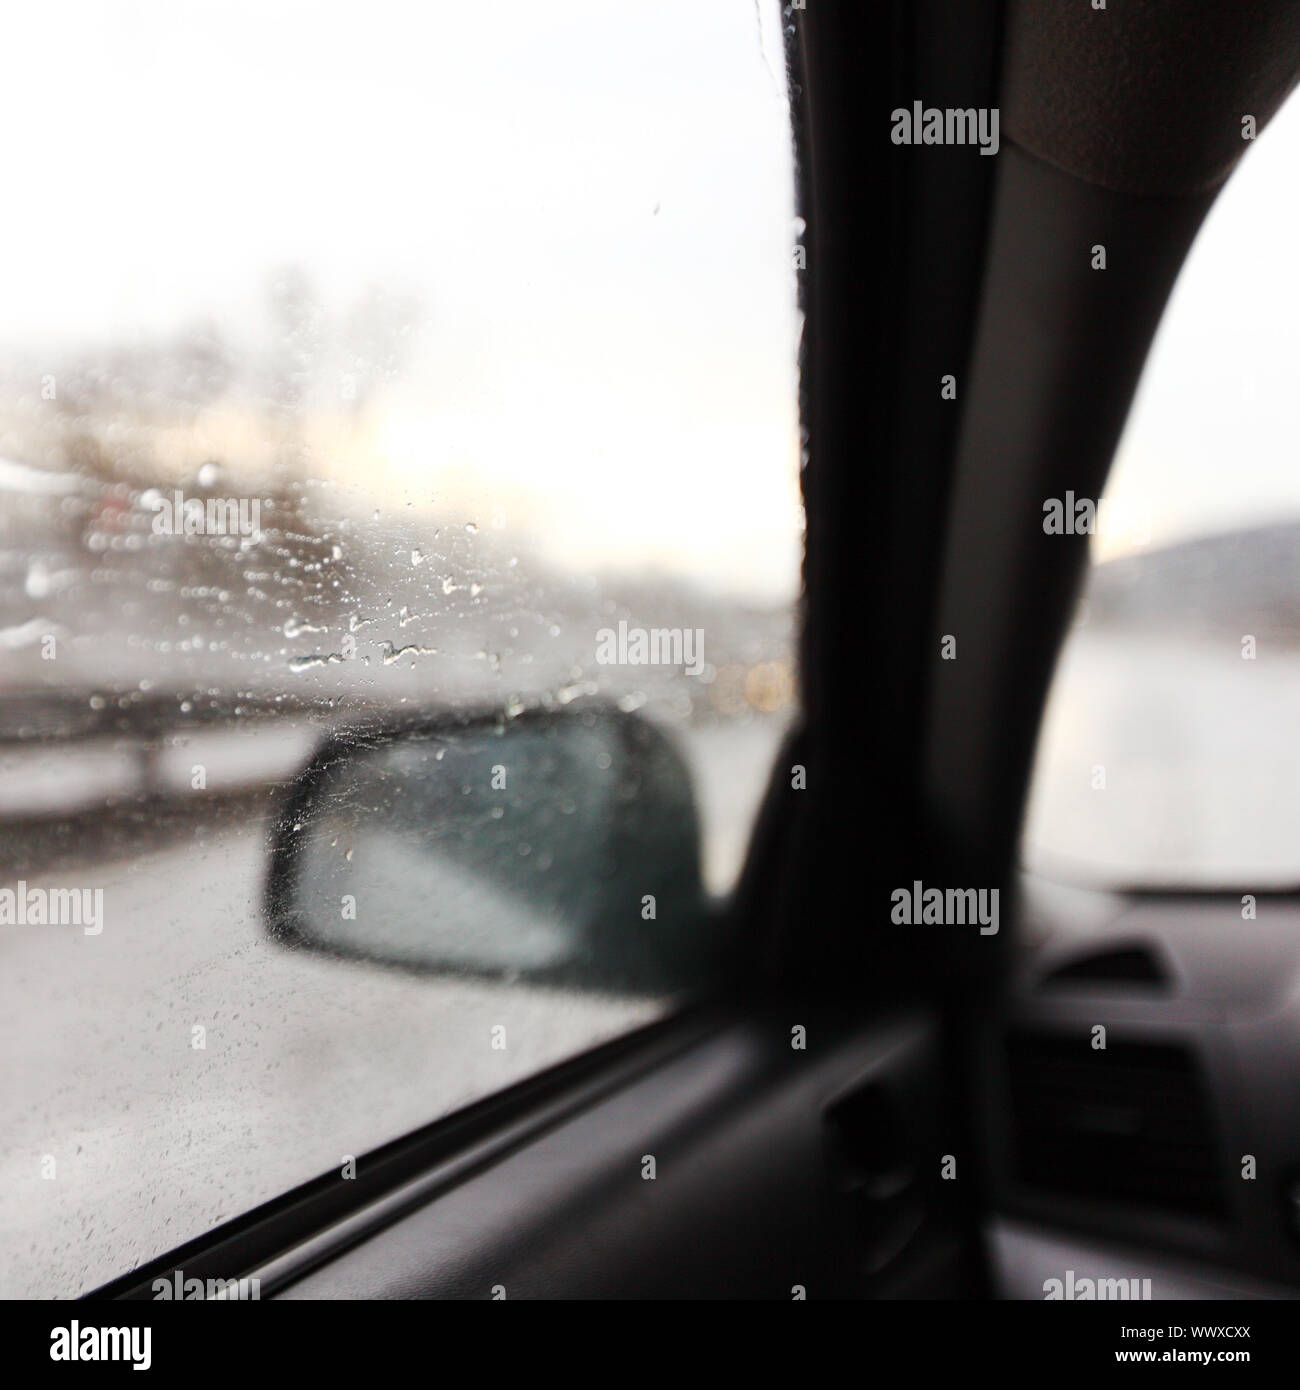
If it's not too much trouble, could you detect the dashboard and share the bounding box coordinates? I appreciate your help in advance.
[984,876,1300,1298]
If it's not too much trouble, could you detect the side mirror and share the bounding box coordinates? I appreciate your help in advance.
[264,702,714,995]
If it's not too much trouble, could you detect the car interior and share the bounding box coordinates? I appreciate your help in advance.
[8,0,1300,1328]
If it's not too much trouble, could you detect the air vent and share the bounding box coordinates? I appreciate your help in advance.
[1005,1030,1224,1217]
[1040,944,1169,990]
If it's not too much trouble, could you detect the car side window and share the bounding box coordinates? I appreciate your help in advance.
[0,0,801,1297]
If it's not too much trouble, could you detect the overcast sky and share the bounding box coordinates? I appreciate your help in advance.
[1101,87,1300,560]
[0,0,801,601]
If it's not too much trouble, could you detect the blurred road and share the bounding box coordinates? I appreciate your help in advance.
[1026,628,1300,885]
[0,718,779,1298]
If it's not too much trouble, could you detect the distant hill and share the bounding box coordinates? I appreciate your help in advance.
[1083,521,1300,643]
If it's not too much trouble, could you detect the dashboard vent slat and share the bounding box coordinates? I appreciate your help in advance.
[1005,1030,1225,1218]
